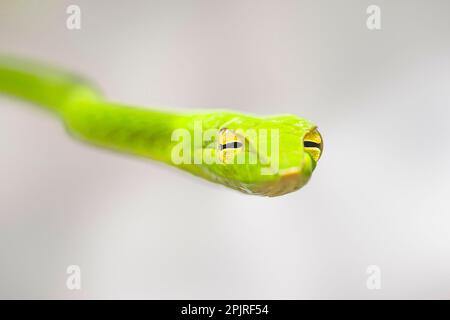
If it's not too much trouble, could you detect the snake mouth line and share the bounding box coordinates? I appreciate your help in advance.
[256,169,307,197]
[279,167,301,177]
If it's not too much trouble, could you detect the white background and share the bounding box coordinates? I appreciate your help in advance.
[0,0,449,298]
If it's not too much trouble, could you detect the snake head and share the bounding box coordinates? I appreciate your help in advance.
[194,113,323,197]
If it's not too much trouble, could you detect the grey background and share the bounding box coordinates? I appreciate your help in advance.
[0,0,449,299]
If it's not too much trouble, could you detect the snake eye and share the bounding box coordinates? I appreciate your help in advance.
[219,141,243,150]
[218,128,244,163]
[303,128,323,162]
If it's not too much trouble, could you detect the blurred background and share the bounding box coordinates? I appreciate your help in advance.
[0,0,449,299]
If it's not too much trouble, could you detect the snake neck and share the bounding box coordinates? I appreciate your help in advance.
[62,100,193,165]
[0,57,211,176]
[0,56,101,113]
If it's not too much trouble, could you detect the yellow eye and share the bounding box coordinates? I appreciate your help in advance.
[218,128,244,163]
[303,128,323,162]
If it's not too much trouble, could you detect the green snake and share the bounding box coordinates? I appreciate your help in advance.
[0,56,323,197]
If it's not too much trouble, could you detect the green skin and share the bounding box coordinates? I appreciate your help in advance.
[0,57,321,196]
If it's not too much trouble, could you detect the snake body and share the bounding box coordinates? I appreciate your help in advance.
[0,56,323,196]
